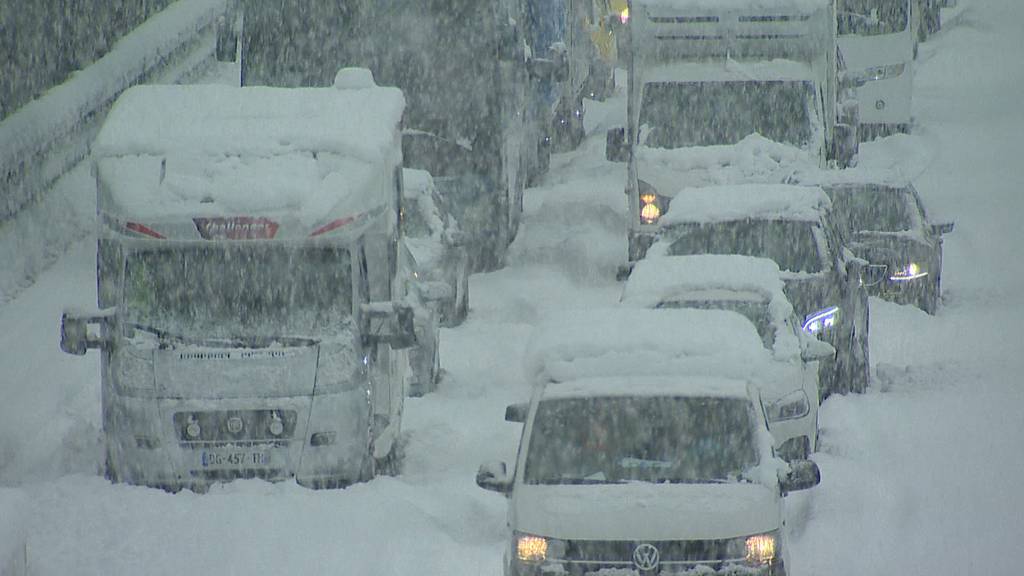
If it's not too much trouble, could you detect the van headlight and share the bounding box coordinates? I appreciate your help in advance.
[514,532,566,564]
[864,63,905,81]
[767,390,810,422]
[726,531,778,565]
[889,262,928,282]
[802,306,839,335]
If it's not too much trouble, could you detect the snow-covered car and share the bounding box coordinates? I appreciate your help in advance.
[398,242,443,397]
[621,254,836,459]
[478,378,819,576]
[401,130,504,271]
[825,181,953,314]
[646,184,871,397]
[402,168,471,327]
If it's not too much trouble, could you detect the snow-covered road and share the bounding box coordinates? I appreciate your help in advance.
[2,0,1022,573]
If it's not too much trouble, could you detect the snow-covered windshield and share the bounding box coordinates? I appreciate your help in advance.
[837,0,910,35]
[657,299,775,350]
[639,81,814,149]
[123,244,353,341]
[830,187,913,233]
[523,396,758,485]
[664,220,823,274]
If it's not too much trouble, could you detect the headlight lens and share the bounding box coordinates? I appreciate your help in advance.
[864,63,905,81]
[515,533,566,564]
[889,262,928,282]
[767,390,810,422]
[746,533,777,565]
[639,191,670,225]
[802,306,839,335]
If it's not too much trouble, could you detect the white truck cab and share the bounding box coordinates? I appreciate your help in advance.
[60,68,416,491]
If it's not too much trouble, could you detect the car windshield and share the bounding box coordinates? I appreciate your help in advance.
[665,220,824,274]
[838,0,909,35]
[124,244,353,341]
[639,81,814,149]
[523,395,758,485]
[657,299,775,349]
[830,187,914,233]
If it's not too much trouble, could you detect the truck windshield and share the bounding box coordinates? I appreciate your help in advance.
[837,0,909,35]
[523,395,758,485]
[665,220,824,274]
[639,81,814,149]
[124,244,353,341]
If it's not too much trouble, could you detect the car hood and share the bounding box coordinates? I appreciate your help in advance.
[512,482,780,541]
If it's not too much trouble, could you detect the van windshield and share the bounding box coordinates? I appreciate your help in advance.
[124,244,353,341]
[829,186,914,234]
[523,396,758,485]
[838,0,909,35]
[639,81,814,149]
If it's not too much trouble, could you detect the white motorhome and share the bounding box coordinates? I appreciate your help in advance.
[60,69,418,491]
[607,0,859,262]
[837,0,916,136]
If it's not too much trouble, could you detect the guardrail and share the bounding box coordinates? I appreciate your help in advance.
[0,0,230,301]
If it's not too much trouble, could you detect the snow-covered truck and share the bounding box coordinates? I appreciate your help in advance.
[607,0,860,262]
[238,0,547,271]
[59,69,416,491]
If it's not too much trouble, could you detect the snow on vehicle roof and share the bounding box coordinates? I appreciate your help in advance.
[621,254,790,312]
[635,0,829,14]
[541,375,754,401]
[91,70,404,225]
[524,308,771,385]
[660,183,830,225]
[94,75,403,161]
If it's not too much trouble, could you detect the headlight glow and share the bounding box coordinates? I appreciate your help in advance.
[767,390,810,422]
[802,306,839,334]
[516,535,548,563]
[639,193,663,225]
[746,533,777,565]
[889,262,928,282]
[620,7,629,23]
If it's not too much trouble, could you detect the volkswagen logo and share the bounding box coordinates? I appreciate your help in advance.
[632,543,660,572]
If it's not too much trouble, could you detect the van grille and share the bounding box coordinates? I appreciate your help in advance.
[174,409,298,443]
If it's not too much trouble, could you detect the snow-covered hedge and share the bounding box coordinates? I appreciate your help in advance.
[0,0,230,302]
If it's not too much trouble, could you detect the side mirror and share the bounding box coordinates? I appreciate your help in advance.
[862,264,888,287]
[417,280,454,304]
[832,123,858,169]
[443,230,466,247]
[779,459,821,494]
[362,302,417,350]
[801,339,836,363]
[606,127,628,162]
[932,221,954,235]
[505,403,528,423]
[527,56,567,82]
[60,310,111,355]
[476,461,513,494]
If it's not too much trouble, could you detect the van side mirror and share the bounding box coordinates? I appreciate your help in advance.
[932,221,954,235]
[780,459,821,494]
[606,127,628,162]
[505,403,528,423]
[832,123,858,169]
[801,339,836,363]
[362,302,417,349]
[476,461,513,494]
[60,310,111,355]
[862,264,888,287]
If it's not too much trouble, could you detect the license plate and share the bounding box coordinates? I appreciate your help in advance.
[200,450,271,468]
